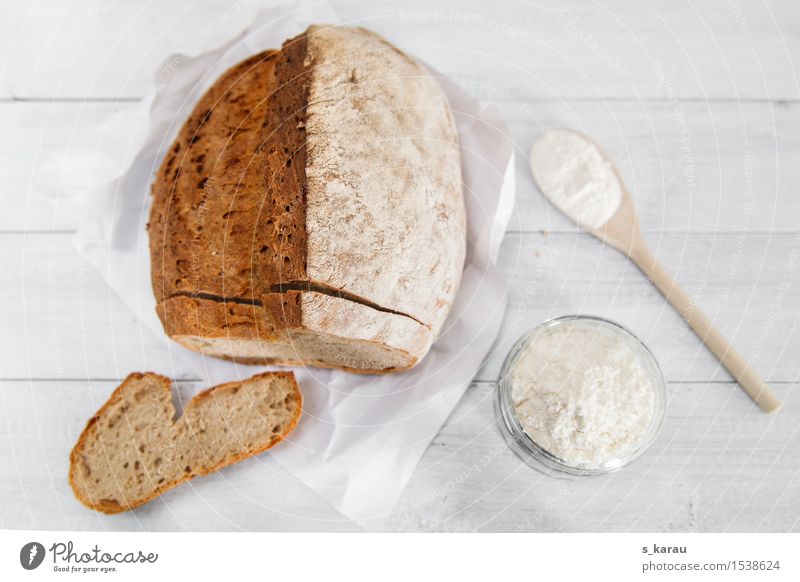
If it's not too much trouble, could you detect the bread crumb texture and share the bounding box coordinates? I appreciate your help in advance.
[69,371,302,514]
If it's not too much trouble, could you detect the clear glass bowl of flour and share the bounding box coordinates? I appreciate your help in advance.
[496,315,666,476]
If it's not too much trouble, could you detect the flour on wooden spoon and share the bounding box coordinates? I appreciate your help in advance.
[529,129,622,229]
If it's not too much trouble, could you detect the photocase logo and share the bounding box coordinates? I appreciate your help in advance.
[20,542,46,570]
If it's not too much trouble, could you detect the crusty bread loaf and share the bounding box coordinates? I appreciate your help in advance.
[148,24,466,373]
[69,372,302,514]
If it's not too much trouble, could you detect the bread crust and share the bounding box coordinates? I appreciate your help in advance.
[156,291,431,373]
[149,50,290,304]
[148,25,465,372]
[68,371,302,514]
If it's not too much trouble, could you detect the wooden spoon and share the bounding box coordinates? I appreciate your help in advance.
[530,129,781,413]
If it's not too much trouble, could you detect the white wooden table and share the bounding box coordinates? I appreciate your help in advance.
[2,0,799,532]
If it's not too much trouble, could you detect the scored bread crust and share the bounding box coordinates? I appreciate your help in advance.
[157,293,432,373]
[148,25,465,372]
[149,50,291,304]
[69,371,302,514]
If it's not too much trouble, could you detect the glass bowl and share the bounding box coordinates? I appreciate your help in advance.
[496,315,666,477]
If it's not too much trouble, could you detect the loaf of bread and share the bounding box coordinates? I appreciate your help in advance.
[148,24,466,373]
[69,372,302,514]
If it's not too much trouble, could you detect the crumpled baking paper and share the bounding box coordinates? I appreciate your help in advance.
[45,0,515,527]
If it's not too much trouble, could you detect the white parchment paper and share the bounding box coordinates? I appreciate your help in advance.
[46,1,515,526]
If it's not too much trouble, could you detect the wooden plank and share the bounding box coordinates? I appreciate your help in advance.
[2,378,797,531]
[0,102,120,232]
[0,233,196,382]
[2,232,798,385]
[0,379,358,531]
[506,98,800,235]
[3,99,800,232]
[1,0,798,100]
[388,380,800,532]
[2,0,798,535]
[0,0,261,100]
[477,231,800,383]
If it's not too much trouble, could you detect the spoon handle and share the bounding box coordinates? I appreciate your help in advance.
[630,244,781,413]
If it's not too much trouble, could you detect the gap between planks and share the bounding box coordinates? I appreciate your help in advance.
[1,96,799,105]
[0,378,796,385]
[3,229,800,236]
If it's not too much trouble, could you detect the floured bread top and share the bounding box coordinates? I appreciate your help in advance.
[303,25,465,334]
[149,24,465,355]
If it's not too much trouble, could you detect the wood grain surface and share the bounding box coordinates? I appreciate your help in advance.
[1,0,798,532]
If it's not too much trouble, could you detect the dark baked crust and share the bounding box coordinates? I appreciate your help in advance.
[150,51,276,301]
[155,292,302,341]
[255,32,311,291]
[148,38,311,305]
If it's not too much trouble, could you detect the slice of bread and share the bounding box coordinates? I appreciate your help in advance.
[69,371,302,514]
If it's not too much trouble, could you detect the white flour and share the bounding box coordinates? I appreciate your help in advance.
[510,322,655,467]
[529,129,622,228]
